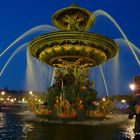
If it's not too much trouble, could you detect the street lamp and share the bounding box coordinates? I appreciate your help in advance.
[129,83,135,91]
[29,91,33,95]
[1,91,5,95]
[121,99,126,103]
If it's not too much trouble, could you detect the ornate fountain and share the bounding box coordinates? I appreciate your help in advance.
[28,5,118,120]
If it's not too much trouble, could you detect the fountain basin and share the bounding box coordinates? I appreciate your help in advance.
[29,31,118,68]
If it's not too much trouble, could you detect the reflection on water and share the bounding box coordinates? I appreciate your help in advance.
[120,119,135,140]
[0,111,137,140]
[0,112,24,139]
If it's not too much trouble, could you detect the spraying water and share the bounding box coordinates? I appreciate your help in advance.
[103,54,119,95]
[93,10,140,66]
[0,25,58,58]
[97,38,140,96]
[114,38,140,54]
[26,49,53,92]
[111,55,119,94]
[99,66,109,96]
[89,54,119,97]
[89,67,106,96]
[51,67,56,86]
[1,10,139,95]
[0,43,29,77]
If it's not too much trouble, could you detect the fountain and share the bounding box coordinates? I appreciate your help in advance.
[27,5,118,120]
[0,4,139,123]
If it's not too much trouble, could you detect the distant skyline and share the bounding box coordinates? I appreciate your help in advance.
[0,0,139,96]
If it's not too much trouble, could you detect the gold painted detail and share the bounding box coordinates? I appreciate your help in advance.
[29,31,118,68]
[52,6,95,31]
[39,44,107,68]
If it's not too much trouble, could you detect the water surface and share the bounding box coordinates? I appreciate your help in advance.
[0,111,137,140]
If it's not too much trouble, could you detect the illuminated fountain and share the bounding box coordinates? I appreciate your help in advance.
[27,5,118,120]
[0,4,139,121]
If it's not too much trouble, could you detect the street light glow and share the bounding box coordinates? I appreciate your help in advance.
[121,99,126,103]
[10,99,14,103]
[129,84,135,91]
[1,91,5,95]
[29,91,33,95]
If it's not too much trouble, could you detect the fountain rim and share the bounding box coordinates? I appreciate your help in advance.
[28,31,118,68]
[28,31,118,67]
[29,31,117,45]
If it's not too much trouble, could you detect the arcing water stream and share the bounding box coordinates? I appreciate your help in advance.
[0,25,58,58]
[93,10,140,66]
[115,38,140,54]
[0,43,29,77]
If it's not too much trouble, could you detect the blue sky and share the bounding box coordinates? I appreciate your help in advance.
[0,0,139,95]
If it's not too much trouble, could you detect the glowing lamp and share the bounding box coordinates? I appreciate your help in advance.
[1,91,5,95]
[29,91,33,95]
[129,84,135,91]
